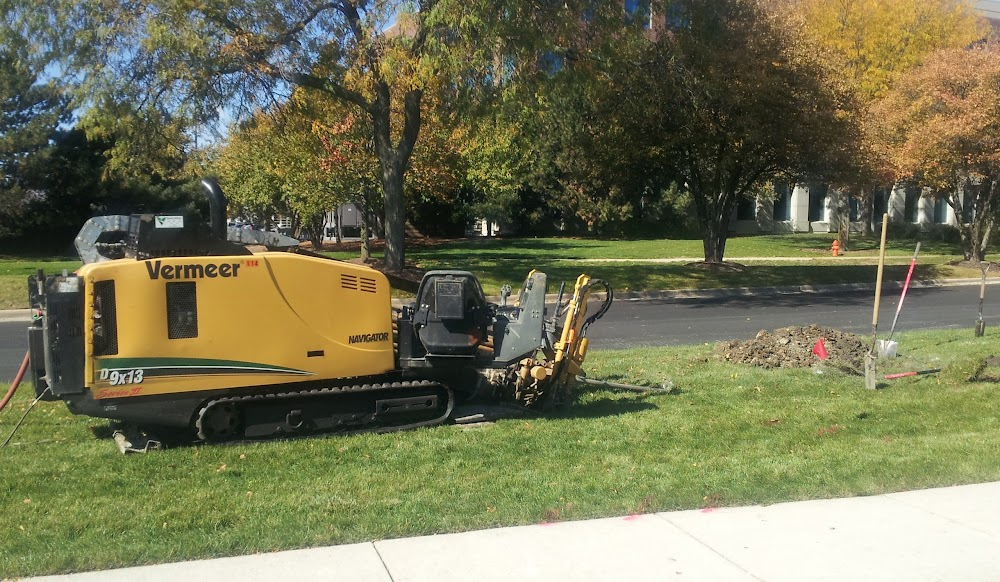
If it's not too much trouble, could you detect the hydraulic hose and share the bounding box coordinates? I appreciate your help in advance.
[580,279,613,337]
[0,351,30,413]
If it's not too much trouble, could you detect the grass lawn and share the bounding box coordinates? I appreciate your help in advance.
[430,259,980,297]
[0,234,982,309]
[2,328,999,577]
[0,256,81,310]
[404,233,965,261]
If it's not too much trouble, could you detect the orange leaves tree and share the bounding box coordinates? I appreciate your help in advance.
[784,0,987,235]
[874,46,1000,262]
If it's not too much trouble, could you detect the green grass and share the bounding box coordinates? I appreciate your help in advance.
[0,257,81,310]
[425,259,981,297]
[0,234,978,308]
[403,233,964,261]
[2,328,999,577]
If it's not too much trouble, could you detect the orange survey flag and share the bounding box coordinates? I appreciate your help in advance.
[812,338,828,360]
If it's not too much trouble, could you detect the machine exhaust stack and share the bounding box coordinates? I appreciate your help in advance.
[200,177,228,240]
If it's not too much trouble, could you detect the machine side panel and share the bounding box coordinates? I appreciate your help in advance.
[42,276,86,395]
[83,254,395,399]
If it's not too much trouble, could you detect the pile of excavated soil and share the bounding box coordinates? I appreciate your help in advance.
[716,325,868,371]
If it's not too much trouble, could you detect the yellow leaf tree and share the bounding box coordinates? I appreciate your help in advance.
[780,0,987,237]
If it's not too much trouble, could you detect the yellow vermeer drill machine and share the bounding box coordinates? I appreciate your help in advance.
[26,180,611,442]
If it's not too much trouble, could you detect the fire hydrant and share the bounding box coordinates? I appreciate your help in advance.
[831,239,841,257]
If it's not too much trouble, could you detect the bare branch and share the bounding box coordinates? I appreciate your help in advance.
[281,69,373,113]
[275,2,338,46]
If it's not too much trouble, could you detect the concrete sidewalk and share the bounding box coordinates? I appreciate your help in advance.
[27,481,1000,582]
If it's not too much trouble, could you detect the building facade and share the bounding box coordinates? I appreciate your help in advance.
[731,184,964,235]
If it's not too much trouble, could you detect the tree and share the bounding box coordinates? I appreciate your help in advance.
[219,85,468,255]
[613,0,854,263]
[521,66,650,236]
[457,113,529,236]
[782,0,987,236]
[483,9,680,238]
[874,46,1000,262]
[3,127,204,249]
[18,0,548,271]
[217,101,345,251]
[0,30,68,238]
[316,110,382,258]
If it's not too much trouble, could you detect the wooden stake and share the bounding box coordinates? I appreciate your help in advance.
[871,213,890,343]
[866,213,890,390]
[976,263,990,337]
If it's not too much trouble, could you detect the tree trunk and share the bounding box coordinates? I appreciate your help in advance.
[696,190,734,264]
[858,189,874,238]
[360,201,371,262]
[837,190,851,252]
[370,84,421,273]
[702,217,729,263]
[334,208,342,244]
[959,179,996,263]
[308,214,324,251]
[978,223,992,262]
[381,163,405,270]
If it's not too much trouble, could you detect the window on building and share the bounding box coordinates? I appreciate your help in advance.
[736,199,755,221]
[873,188,888,218]
[808,183,827,222]
[934,197,948,224]
[963,188,976,224]
[849,197,859,221]
[904,187,921,223]
[773,182,791,221]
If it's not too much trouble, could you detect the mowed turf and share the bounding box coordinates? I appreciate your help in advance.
[0,233,987,308]
[1,328,999,577]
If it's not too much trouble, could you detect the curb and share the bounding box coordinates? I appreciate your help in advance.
[0,309,31,323]
[610,277,1000,302]
[4,278,996,322]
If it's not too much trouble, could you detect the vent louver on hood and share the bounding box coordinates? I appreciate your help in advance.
[341,274,378,293]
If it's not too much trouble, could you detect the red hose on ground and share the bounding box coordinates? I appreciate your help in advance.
[0,351,30,412]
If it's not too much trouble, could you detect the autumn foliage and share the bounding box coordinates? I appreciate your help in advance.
[874,46,1000,262]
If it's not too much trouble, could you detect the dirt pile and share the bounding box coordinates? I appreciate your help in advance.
[716,325,868,371]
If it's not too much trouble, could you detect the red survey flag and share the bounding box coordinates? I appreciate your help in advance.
[812,338,828,360]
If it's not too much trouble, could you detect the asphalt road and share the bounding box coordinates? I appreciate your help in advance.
[0,284,995,382]
[583,284,997,350]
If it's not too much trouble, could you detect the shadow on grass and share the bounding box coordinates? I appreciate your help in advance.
[410,238,590,261]
[676,284,943,311]
[83,392,664,449]
[465,262,955,296]
[89,423,200,449]
[555,397,659,420]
